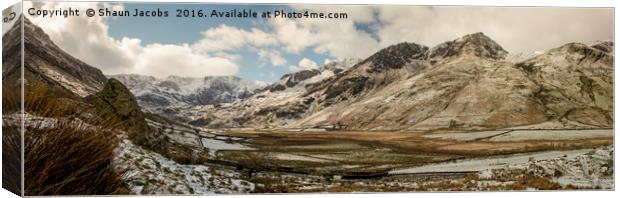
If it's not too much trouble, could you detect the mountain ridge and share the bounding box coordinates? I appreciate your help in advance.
[193,32,612,131]
[109,73,268,117]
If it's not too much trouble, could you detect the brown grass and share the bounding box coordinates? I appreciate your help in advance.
[2,122,22,195]
[435,139,613,156]
[2,84,23,195]
[509,174,562,190]
[4,82,129,195]
[24,122,127,195]
[234,129,612,157]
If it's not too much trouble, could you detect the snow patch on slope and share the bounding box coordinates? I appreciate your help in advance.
[114,138,254,195]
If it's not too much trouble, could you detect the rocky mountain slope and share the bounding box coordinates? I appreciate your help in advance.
[196,33,612,131]
[3,17,107,98]
[109,74,267,114]
[178,58,361,127]
[516,42,613,127]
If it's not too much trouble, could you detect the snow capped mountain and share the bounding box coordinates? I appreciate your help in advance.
[172,58,361,127]
[194,32,613,130]
[260,58,362,93]
[323,57,363,71]
[506,41,613,63]
[109,74,268,113]
[428,32,507,61]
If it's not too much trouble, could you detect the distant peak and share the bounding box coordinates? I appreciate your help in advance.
[429,32,508,60]
[463,32,486,38]
[364,42,429,72]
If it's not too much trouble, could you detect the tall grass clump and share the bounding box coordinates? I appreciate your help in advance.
[8,82,129,195]
[2,83,22,195]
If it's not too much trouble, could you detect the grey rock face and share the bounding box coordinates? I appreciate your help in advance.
[429,32,508,60]
[284,70,321,87]
[364,42,429,73]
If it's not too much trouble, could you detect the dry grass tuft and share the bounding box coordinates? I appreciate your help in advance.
[2,83,23,195]
[24,122,127,195]
[3,82,129,195]
[2,119,22,195]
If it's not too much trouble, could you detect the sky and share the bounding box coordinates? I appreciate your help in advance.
[17,1,614,82]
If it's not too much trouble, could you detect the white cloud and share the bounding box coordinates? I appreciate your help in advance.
[269,17,381,59]
[278,5,612,56]
[133,43,238,77]
[22,2,613,79]
[270,19,317,54]
[192,24,277,53]
[258,49,287,66]
[24,2,238,78]
[289,58,318,71]
[373,6,614,54]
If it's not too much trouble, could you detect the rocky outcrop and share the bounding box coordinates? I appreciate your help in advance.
[364,42,429,73]
[591,41,613,53]
[283,70,321,87]
[85,79,168,150]
[429,32,508,60]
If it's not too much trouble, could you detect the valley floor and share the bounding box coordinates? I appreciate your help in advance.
[112,121,614,194]
[250,145,613,192]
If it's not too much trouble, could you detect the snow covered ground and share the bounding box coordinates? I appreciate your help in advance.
[114,138,254,195]
[534,146,613,188]
[148,120,255,156]
[389,148,595,174]
[480,145,614,189]
[390,145,613,189]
